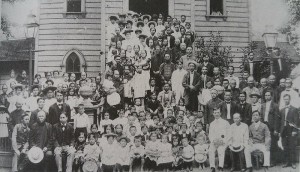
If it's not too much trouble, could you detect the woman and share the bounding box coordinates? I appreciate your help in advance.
[6,69,17,93]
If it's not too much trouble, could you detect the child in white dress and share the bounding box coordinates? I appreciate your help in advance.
[157,134,174,172]
[116,136,131,171]
[194,134,209,169]
[99,112,113,134]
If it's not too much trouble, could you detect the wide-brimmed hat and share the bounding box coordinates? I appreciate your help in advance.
[133,13,140,18]
[141,14,151,21]
[187,60,197,67]
[123,29,133,35]
[0,105,7,112]
[135,29,142,34]
[127,11,135,16]
[136,21,145,27]
[82,160,98,172]
[229,144,244,152]
[138,34,148,39]
[42,86,57,95]
[28,147,44,164]
[127,20,133,25]
[13,83,23,90]
[195,154,207,163]
[118,135,130,143]
[118,13,127,18]
[250,90,261,98]
[109,15,119,21]
[148,21,157,27]
[118,22,126,27]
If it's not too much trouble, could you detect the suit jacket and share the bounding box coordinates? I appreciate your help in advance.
[237,102,252,125]
[53,123,74,147]
[199,75,213,89]
[182,71,202,96]
[163,35,175,48]
[30,109,48,129]
[220,101,239,124]
[48,103,71,125]
[197,62,215,77]
[261,101,279,132]
[249,122,271,148]
[279,106,299,135]
[146,35,158,45]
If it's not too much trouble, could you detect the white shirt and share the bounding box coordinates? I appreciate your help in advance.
[228,122,249,147]
[284,106,290,126]
[209,118,230,143]
[171,69,188,91]
[74,113,90,133]
[189,72,194,86]
[113,117,128,127]
[279,89,300,109]
[254,121,261,130]
[226,103,231,119]
[264,101,271,122]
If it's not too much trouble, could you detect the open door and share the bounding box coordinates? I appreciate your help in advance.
[129,0,168,16]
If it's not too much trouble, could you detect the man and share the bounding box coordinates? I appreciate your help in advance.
[174,42,187,62]
[208,108,230,172]
[182,61,201,112]
[171,61,188,104]
[199,66,213,89]
[0,84,9,108]
[163,27,175,48]
[29,110,53,172]
[197,54,214,77]
[268,75,280,103]
[279,78,300,109]
[48,91,71,125]
[10,100,25,127]
[279,94,298,169]
[172,23,181,40]
[222,79,230,90]
[42,86,57,113]
[146,28,158,45]
[237,92,252,125]
[261,90,280,166]
[30,98,47,128]
[258,78,270,103]
[180,15,187,27]
[180,46,195,71]
[229,79,240,102]
[239,71,250,90]
[228,113,252,171]
[25,85,40,112]
[206,89,223,124]
[220,90,238,124]
[276,78,286,102]
[159,53,176,82]
[110,27,125,43]
[248,111,271,169]
[225,66,239,88]
[242,76,259,104]
[53,113,75,172]
[213,67,224,84]
[250,91,261,112]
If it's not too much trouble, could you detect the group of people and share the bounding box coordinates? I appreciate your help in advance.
[0,11,299,172]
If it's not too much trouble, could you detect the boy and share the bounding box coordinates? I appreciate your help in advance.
[100,133,118,172]
[130,136,145,172]
[73,103,90,137]
[181,137,194,172]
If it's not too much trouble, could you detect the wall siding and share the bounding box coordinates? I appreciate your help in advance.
[37,0,102,78]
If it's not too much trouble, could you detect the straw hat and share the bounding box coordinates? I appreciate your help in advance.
[82,161,98,172]
[28,147,44,164]
[195,154,207,163]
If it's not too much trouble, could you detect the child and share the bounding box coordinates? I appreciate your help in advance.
[165,109,176,125]
[134,98,145,114]
[141,125,149,146]
[67,88,78,119]
[131,66,149,103]
[99,124,115,146]
[74,132,86,172]
[11,114,30,172]
[181,137,194,171]
[177,98,186,112]
[113,109,128,127]
[144,132,160,172]
[172,139,183,171]
[99,111,113,134]
[194,134,209,169]
[74,104,90,137]
[124,115,141,136]
[90,124,101,144]
[178,123,191,142]
[100,133,118,172]
[130,136,145,172]
[116,136,131,172]
[128,126,138,147]
[157,134,174,172]
[83,134,101,172]
[192,121,206,140]
[145,112,154,128]
[115,124,124,139]
[146,92,161,115]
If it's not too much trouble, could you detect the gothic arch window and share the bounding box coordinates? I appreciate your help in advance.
[66,52,81,73]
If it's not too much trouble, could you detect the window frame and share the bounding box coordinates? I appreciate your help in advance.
[64,0,86,17]
[206,0,228,21]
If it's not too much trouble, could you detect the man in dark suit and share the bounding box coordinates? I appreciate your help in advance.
[205,89,223,124]
[30,97,47,129]
[146,28,158,45]
[48,91,71,125]
[53,113,75,172]
[279,94,299,169]
[261,90,280,166]
[182,61,201,112]
[199,66,213,89]
[197,54,214,77]
[220,90,238,124]
[237,91,252,125]
[163,27,175,48]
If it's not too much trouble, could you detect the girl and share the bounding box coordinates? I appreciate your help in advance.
[134,98,145,114]
[145,112,154,128]
[172,138,183,170]
[144,132,160,172]
[178,123,191,142]
[157,134,174,172]
[100,133,118,172]
[67,88,79,119]
[115,124,124,140]
[99,124,115,147]
[0,106,9,139]
[113,110,127,127]
[116,136,131,172]
[74,132,86,172]
[177,98,186,112]
[99,111,113,134]
[83,134,101,172]
[191,121,206,141]
[89,124,101,144]
[194,134,209,169]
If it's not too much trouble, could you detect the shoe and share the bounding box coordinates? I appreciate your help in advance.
[241,168,246,172]
[230,168,236,172]
[247,167,253,172]
[263,166,269,171]
[218,167,224,171]
[291,164,296,169]
[211,167,216,172]
[270,163,276,167]
[282,164,291,168]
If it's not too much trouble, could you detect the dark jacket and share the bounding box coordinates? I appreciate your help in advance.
[48,103,71,125]
[163,35,176,48]
[30,122,53,150]
[197,62,215,77]
[279,105,299,135]
[261,101,280,132]
[30,109,48,129]
[237,102,252,125]
[249,122,271,148]
[53,123,74,147]
[220,101,239,124]
[182,71,202,95]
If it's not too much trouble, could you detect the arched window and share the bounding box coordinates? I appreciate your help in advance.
[66,52,81,73]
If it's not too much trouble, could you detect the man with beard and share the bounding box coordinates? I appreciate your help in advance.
[180,46,196,71]
[30,98,47,128]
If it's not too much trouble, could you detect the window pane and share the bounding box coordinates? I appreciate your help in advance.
[67,0,82,12]
[210,0,223,15]
[66,52,81,73]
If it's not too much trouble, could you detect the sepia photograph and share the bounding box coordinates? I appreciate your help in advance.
[0,0,299,171]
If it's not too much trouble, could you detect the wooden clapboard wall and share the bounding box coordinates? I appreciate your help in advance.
[194,0,250,72]
[37,0,102,78]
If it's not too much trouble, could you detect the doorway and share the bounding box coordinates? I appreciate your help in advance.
[129,0,169,17]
